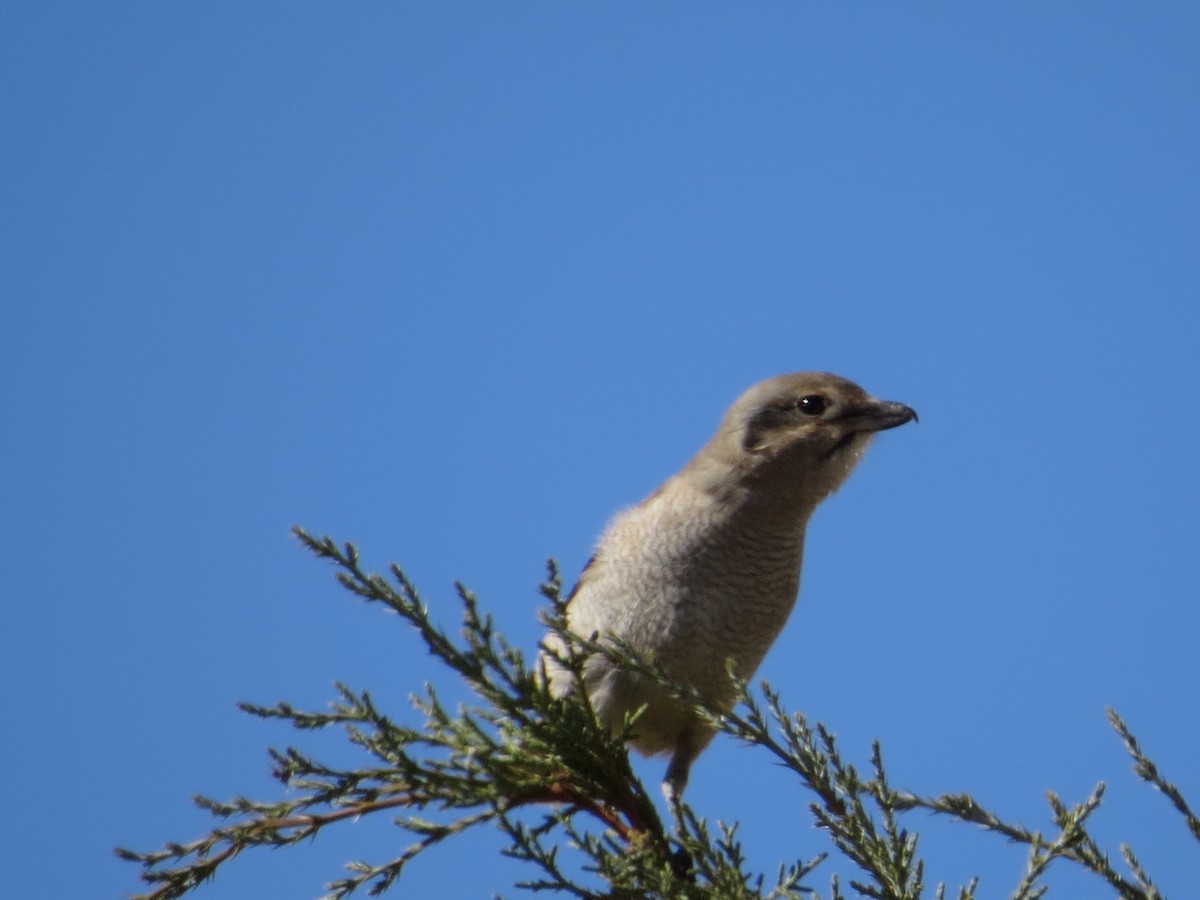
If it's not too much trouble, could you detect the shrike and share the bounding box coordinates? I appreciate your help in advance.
[542,372,916,800]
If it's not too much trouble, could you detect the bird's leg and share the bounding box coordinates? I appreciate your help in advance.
[662,730,704,804]
[661,732,707,881]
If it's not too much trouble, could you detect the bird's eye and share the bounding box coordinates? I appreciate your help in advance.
[796,395,828,416]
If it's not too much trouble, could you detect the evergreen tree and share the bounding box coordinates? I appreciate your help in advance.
[118,529,1198,899]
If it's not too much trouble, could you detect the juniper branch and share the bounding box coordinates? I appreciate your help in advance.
[1108,707,1200,844]
[118,531,1198,899]
[118,530,816,899]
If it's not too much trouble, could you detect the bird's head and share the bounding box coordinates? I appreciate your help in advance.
[695,372,917,505]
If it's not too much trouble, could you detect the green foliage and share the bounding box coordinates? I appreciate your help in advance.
[118,530,1196,899]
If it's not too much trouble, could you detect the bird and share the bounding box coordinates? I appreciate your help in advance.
[541,372,916,802]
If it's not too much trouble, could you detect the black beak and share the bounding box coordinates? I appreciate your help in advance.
[845,399,918,433]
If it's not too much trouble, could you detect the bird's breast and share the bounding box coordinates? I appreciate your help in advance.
[568,485,808,693]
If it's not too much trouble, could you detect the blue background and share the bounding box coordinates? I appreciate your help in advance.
[3,3,1198,897]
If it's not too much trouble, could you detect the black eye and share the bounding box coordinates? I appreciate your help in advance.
[796,395,828,416]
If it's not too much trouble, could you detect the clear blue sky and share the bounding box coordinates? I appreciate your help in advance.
[3,3,1198,897]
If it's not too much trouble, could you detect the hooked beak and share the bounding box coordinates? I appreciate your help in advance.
[841,399,918,434]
